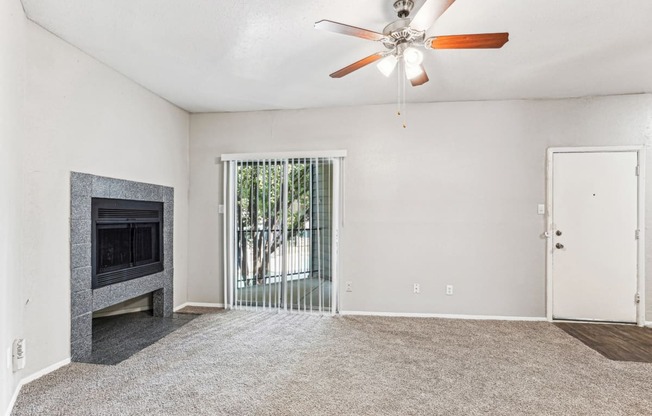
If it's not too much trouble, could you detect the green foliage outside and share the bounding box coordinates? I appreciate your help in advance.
[236,162,312,284]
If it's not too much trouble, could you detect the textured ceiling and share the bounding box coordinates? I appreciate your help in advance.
[21,0,652,112]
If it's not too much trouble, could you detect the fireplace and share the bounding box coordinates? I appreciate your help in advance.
[71,173,174,362]
[91,198,164,289]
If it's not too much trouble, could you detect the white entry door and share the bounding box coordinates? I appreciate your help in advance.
[552,151,638,323]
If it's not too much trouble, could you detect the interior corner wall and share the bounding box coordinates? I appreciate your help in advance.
[0,0,26,413]
[188,94,652,319]
[0,16,190,402]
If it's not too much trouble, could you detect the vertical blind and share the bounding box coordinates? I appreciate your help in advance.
[222,152,343,314]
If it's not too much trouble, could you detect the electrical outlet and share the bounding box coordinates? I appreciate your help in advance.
[446,285,454,296]
[413,283,420,294]
[12,339,25,372]
[345,281,353,292]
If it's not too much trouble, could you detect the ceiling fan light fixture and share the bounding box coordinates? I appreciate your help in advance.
[315,0,510,126]
[376,54,398,77]
[403,47,423,66]
[404,62,424,80]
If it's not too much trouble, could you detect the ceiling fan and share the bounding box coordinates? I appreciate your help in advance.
[315,0,509,86]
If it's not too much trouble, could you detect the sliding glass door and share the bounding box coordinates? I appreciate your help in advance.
[222,154,342,314]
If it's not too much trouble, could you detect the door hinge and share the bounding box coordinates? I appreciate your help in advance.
[635,165,640,176]
[635,293,641,304]
[635,229,640,240]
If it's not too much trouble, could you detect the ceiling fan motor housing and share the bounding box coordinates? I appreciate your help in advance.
[393,0,414,18]
[382,19,426,49]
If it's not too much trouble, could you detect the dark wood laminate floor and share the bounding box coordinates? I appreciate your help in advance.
[555,322,652,362]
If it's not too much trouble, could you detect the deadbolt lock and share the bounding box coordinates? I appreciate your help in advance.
[555,230,562,236]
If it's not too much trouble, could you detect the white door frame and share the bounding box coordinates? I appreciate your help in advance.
[545,146,646,326]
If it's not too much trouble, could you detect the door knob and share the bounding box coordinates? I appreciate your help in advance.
[556,243,564,249]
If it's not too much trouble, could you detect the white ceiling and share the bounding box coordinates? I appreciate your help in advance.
[21,0,652,113]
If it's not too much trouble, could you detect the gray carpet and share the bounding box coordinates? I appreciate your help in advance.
[12,311,652,415]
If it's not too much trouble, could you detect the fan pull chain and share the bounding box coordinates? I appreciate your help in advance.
[397,59,407,128]
[397,59,402,118]
[402,66,407,129]
[400,61,405,121]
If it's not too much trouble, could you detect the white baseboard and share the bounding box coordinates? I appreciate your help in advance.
[339,310,547,322]
[93,306,152,318]
[646,321,652,328]
[5,357,70,416]
[174,302,224,311]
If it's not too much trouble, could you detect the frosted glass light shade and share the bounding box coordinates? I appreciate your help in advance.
[376,55,398,77]
[405,63,423,79]
[405,62,424,80]
[403,47,423,66]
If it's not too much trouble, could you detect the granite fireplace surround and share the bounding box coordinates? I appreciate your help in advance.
[70,172,174,361]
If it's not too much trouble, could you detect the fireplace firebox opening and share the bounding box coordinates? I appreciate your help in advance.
[91,198,164,289]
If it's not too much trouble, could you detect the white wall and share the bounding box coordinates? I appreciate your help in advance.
[20,20,190,378]
[189,94,652,319]
[0,0,26,412]
[1,5,190,412]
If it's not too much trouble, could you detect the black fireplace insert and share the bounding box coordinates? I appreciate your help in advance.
[91,198,164,289]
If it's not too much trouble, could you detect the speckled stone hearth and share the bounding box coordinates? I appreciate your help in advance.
[70,172,174,362]
[84,312,197,365]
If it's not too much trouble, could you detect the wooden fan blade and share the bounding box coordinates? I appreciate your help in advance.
[315,20,386,41]
[410,65,429,87]
[428,32,509,49]
[410,0,456,32]
[330,52,385,78]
